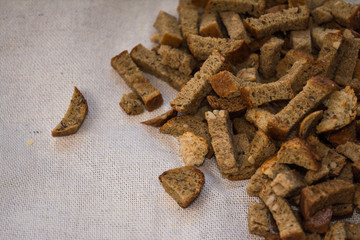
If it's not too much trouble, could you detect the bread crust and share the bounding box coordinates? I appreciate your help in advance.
[141,109,177,127]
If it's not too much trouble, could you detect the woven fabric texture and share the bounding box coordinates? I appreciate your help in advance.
[0,0,359,239]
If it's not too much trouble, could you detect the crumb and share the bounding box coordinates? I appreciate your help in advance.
[28,140,34,146]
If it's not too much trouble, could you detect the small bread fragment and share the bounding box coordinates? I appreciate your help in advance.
[205,0,266,17]
[247,167,271,197]
[111,50,163,111]
[199,11,224,38]
[240,79,294,108]
[179,132,208,166]
[324,222,347,240]
[300,179,355,219]
[219,11,251,43]
[232,117,257,140]
[317,32,344,80]
[177,6,199,37]
[205,110,239,177]
[299,110,323,138]
[261,155,290,179]
[336,142,360,163]
[142,109,177,127]
[130,44,191,91]
[243,6,310,39]
[271,170,306,198]
[327,122,357,147]
[276,49,315,79]
[236,68,260,82]
[170,50,227,115]
[259,37,284,79]
[277,138,321,171]
[248,202,270,236]
[312,6,333,25]
[311,27,341,50]
[153,11,183,48]
[157,45,196,76]
[336,162,354,183]
[119,92,144,115]
[303,208,333,233]
[245,107,274,133]
[159,166,204,208]
[290,30,311,52]
[259,184,306,240]
[187,34,250,63]
[267,76,339,141]
[330,0,360,30]
[206,95,247,113]
[52,87,88,137]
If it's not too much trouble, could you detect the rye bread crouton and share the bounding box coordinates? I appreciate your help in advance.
[336,162,354,183]
[311,27,341,50]
[219,11,251,43]
[336,141,360,163]
[199,11,224,38]
[206,95,247,113]
[111,50,163,111]
[332,203,354,218]
[317,86,357,134]
[154,11,183,48]
[277,138,321,171]
[248,202,271,236]
[303,208,333,233]
[352,162,360,182]
[245,107,274,133]
[276,49,315,78]
[355,184,360,213]
[119,92,144,115]
[247,167,271,197]
[299,110,324,138]
[261,155,290,179]
[271,170,306,198]
[259,184,306,240]
[159,166,204,208]
[177,6,199,38]
[243,6,310,39]
[141,109,177,127]
[290,30,312,52]
[324,222,347,240]
[52,87,88,137]
[267,76,339,141]
[232,117,257,140]
[312,6,333,25]
[330,0,360,31]
[179,132,208,166]
[300,179,355,219]
[236,68,260,83]
[186,34,250,63]
[170,50,226,115]
[246,130,277,168]
[205,110,239,177]
[327,122,357,147]
[259,37,285,79]
[205,0,266,17]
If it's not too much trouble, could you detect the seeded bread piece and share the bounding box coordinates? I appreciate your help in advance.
[277,138,321,171]
[178,6,199,38]
[290,30,312,52]
[271,170,306,198]
[259,184,306,240]
[299,110,323,138]
[303,208,333,233]
[261,155,290,179]
[141,109,177,127]
[330,0,360,31]
[170,50,226,115]
[206,95,247,113]
[187,34,250,63]
[305,136,346,184]
[219,11,251,43]
[311,27,341,50]
[52,87,88,137]
[327,122,357,147]
[241,79,294,108]
[245,108,274,133]
[312,5,333,25]
[336,162,354,183]
[153,11,183,48]
[324,222,347,240]
[119,92,144,115]
[130,44,190,91]
[248,202,271,236]
[160,115,213,158]
[355,184,360,213]
[199,11,224,38]
[205,110,239,177]
[232,117,257,140]
[276,49,316,79]
[243,6,310,39]
[205,0,266,17]
[317,87,357,134]
[157,45,196,76]
[159,166,204,208]
[300,179,355,219]
[179,132,208,166]
[267,76,339,141]
[111,51,163,111]
[352,162,360,182]
[332,203,354,218]
[334,29,360,86]
[259,37,284,79]
[209,71,258,99]
[317,32,344,79]
[247,167,271,197]
[336,142,360,163]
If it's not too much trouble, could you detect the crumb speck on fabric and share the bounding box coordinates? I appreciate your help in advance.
[28,140,34,146]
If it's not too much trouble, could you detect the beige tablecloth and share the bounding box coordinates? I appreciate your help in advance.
[0,0,359,239]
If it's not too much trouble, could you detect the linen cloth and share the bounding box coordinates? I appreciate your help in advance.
[0,0,359,239]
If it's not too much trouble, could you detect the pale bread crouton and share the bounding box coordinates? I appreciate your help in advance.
[159,166,204,208]
[327,122,356,147]
[261,155,290,179]
[179,132,208,166]
[336,162,354,183]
